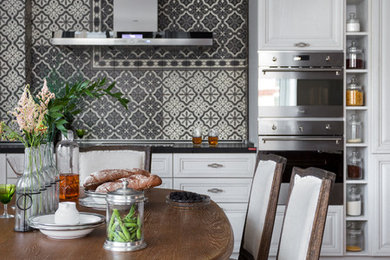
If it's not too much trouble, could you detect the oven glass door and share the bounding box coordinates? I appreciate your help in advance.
[265,150,344,205]
[258,70,343,117]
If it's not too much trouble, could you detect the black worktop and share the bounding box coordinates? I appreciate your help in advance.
[0,141,256,154]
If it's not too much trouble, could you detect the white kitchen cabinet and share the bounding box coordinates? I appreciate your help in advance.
[269,205,344,256]
[151,153,172,177]
[173,178,252,203]
[258,0,343,50]
[219,203,248,254]
[172,152,256,256]
[373,155,390,255]
[151,154,173,189]
[173,153,255,178]
[372,0,390,153]
[159,177,173,189]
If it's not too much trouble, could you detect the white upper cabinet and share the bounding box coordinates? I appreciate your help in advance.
[373,155,390,255]
[372,0,390,153]
[259,0,344,50]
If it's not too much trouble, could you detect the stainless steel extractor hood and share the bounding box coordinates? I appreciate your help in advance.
[51,0,213,46]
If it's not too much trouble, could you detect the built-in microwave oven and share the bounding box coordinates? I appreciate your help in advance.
[258,51,344,118]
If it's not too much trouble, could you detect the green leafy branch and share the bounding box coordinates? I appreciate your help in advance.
[45,78,129,139]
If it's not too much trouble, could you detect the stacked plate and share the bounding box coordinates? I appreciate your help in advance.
[79,190,107,211]
[29,212,105,239]
[80,190,149,211]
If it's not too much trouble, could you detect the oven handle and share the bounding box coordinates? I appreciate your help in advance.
[262,68,342,75]
[261,137,342,144]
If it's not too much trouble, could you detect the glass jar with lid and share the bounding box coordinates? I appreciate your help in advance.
[347,114,363,143]
[347,12,361,32]
[346,76,364,106]
[104,180,146,252]
[346,222,364,252]
[347,185,362,216]
[347,41,365,69]
[348,151,363,180]
[55,130,80,201]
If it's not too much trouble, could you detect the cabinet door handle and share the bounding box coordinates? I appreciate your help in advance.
[207,188,224,193]
[294,42,310,47]
[207,163,224,168]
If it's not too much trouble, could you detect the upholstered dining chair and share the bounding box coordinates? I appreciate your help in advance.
[238,152,287,260]
[78,145,151,183]
[276,167,336,260]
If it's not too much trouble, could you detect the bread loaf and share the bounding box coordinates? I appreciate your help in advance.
[95,174,162,193]
[83,168,161,191]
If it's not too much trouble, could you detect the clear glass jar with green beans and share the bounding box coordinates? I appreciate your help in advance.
[103,180,146,252]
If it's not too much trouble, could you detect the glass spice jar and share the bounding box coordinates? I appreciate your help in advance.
[346,12,361,32]
[347,41,365,69]
[348,151,363,180]
[347,114,363,143]
[346,222,364,252]
[347,185,362,216]
[104,180,146,252]
[346,76,364,106]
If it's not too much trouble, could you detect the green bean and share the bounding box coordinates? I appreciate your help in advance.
[113,209,131,241]
[124,222,137,228]
[136,228,141,240]
[113,232,125,242]
[117,230,127,241]
[125,204,136,219]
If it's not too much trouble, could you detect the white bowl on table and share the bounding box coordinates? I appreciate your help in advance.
[28,212,105,239]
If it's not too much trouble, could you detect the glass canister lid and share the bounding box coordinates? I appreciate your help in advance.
[348,41,363,54]
[347,12,359,23]
[347,76,361,90]
[106,180,144,204]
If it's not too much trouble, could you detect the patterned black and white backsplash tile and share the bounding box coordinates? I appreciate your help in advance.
[0,0,25,123]
[1,0,248,140]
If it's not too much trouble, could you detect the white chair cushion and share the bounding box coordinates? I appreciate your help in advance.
[278,174,322,260]
[243,160,277,257]
[79,150,145,183]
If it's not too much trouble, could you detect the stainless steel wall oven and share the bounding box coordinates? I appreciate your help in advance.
[258,51,344,205]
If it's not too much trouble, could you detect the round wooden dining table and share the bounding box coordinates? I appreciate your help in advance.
[0,188,233,260]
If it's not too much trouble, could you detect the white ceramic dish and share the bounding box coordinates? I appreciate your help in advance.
[79,196,106,211]
[29,213,105,239]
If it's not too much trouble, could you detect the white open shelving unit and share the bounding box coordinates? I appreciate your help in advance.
[344,0,371,256]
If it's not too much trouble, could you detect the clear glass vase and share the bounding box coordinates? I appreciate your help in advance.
[34,146,48,215]
[38,144,52,213]
[56,130,80,202]
[14,147,41,232]
[47,142,60,210]
[42,144,56,213]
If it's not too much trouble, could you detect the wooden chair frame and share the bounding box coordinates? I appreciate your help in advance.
[239,152,287,260]
[276,167,336,260]
[79,145,152,171]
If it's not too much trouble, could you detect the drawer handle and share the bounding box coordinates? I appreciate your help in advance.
[207,188,224,193]
[207,163,224,168]
[294,42,310,47]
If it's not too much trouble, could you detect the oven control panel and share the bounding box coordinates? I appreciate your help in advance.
[258,119,343,136]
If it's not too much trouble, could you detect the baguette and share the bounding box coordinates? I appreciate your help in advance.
[83,168,151,191]
[95,174,162,193]
[83,168,161,191]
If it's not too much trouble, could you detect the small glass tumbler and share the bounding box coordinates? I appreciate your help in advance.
[192,127,202,145]
[208,129,219,146]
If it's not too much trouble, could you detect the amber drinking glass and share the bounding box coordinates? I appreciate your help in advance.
[192,127,202,145]
[208,129,219,146]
